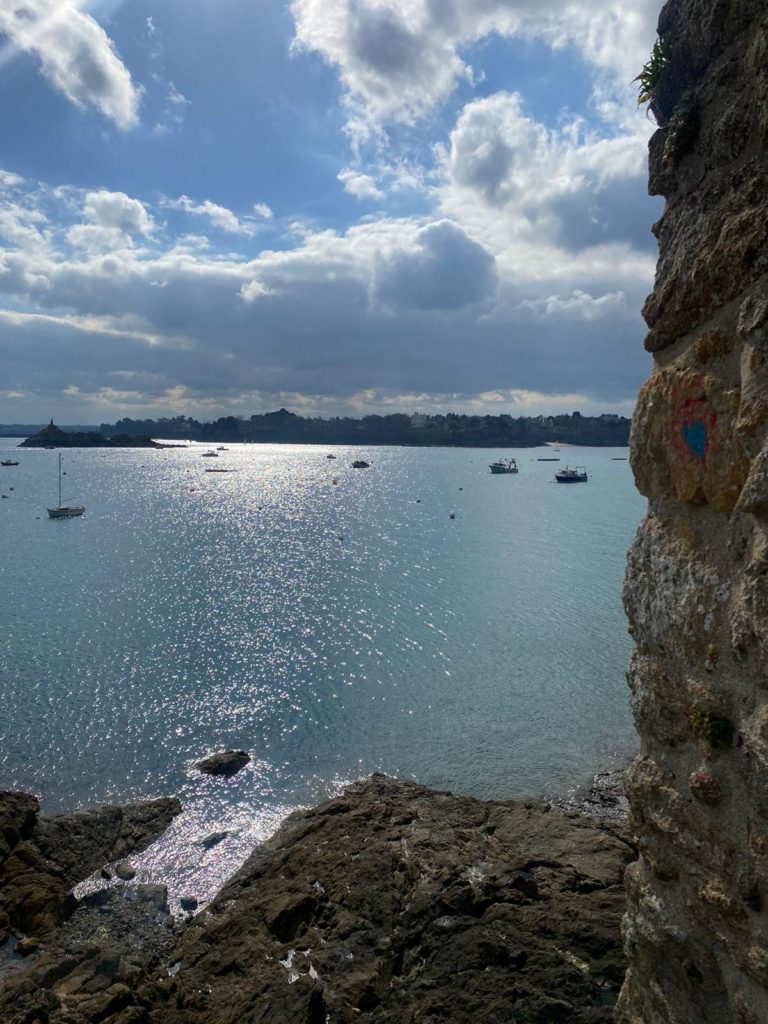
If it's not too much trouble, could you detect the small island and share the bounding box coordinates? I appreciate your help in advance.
[19,420,178,449]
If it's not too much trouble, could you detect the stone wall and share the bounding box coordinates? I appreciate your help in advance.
[618,1,768,1021]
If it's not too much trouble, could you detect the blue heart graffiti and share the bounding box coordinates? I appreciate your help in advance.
[682,419,707,461]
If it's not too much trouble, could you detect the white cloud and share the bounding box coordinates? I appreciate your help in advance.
[338,168,384,200]
[153,81,191,136]
[436,91,657,287]
[519,289,626,320]
[0,174,651,420]
[162,195,259,236]
[66,190,155,252]
[291,0,659,131]
[253,203,274,219]
[0,0,141,128]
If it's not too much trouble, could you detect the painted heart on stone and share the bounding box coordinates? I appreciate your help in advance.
[682,419,707,461]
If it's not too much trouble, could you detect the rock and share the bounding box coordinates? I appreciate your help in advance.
[114,863,136,881]
[0,775,632,1024]
[33,796,182,887]
[0,791,180,942]
[201,831,227,849]
[195,750,250,777]
[179,897,198,912]
[619,2,768,1022]
[16,936,40,956]
[148,775,632,1024]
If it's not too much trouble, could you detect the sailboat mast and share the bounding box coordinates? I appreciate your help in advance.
[58,452,61,507]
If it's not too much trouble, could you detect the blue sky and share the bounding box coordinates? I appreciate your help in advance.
[0,0,662,423]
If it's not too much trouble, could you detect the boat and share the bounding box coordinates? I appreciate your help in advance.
[352,460,370,469]
[1,459,19,466]
[326,454,336,460]
[216,446,228,451]
[489,458,518,474]
[202,451,218,457]
[555,465,588,483]
[205,468,235,473]
[47,454,85,518]
[537,458,560,462]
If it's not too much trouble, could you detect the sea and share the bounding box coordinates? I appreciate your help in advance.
[0,441,645,907]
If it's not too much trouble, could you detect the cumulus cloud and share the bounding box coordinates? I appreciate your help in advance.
[161,195,262,236]
[0,0,141,128]
[374,220,496,310]
[435,91,658,283]
[291,0,659,131]
[338,169,384,200]
[66,190,155,252]
[0,174,651,421]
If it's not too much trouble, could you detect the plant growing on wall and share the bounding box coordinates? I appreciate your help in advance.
[634,36,671,108]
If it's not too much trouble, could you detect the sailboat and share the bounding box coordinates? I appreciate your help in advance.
[48,454,85,518]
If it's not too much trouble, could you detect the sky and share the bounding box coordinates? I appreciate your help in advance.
[0,0,663,424]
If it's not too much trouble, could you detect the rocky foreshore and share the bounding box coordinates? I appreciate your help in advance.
[0,775,635,1023]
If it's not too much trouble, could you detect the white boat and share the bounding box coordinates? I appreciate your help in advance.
[48,454,85,518]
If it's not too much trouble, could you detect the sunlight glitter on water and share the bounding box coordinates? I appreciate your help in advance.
[2,441,643,903]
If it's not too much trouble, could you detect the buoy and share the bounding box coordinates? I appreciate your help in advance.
[332,479,338,485]
[449,513,456,519]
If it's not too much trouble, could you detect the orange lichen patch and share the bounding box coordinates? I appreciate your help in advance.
[631,365,749,515]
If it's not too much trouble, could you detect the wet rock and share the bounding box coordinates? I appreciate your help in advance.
[16,936,40,956]
[114,863,136,881]
[0,775,632,1024]
[0,791,180,943]
[179,897,198,913]
[195,750,250,777]
[201,831,227,849]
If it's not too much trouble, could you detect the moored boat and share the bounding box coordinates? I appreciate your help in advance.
[555,465,588,483]
[1,459,19,466]
[489,458,518,474]
[47,453,85,518]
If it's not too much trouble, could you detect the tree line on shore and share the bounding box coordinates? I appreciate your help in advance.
[98,408,630,447]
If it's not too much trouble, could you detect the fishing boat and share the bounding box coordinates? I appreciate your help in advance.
[352,460,370,469]
[48,454,85,518]
[489,458,518,474]
[555,465,588,483]
[1,459,19,466]
[202,451,218,457]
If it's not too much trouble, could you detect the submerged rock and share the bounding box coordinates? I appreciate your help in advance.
[201,830,227,849]
[195,750,250,777]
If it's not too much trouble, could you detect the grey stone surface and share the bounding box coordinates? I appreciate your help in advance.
[618,2,768,1021]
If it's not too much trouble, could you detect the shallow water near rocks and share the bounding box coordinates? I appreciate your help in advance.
[1,441,643,906]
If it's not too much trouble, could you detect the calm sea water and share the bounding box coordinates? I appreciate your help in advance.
[0,441,644,905]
